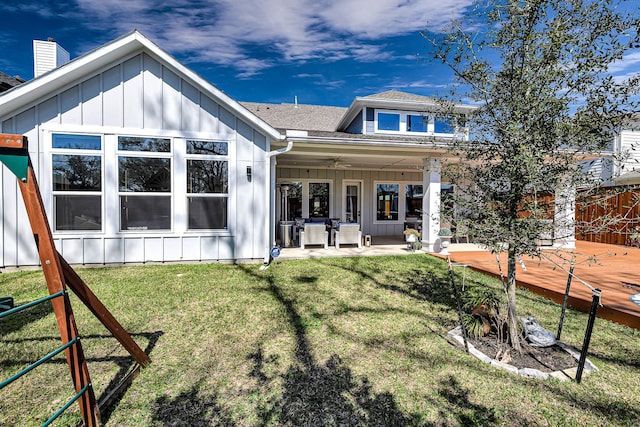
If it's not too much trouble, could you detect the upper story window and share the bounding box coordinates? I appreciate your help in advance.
[407,115,429,133]
[374,109,464,136]
[51,133,103,232]
[377,112,401,131]
[435,116,455,134]
[118,136,172,231]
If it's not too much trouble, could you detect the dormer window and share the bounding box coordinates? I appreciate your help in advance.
[434,116,454,134]
[407,114,429,133]
[377,112,401,131]
[374,109,464,136]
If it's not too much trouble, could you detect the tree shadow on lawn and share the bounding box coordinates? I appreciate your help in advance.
[248,278,423,426]
[317,256,464,312]
[0,297,54,337]
[246,263,503,426]
[151,385,236,426]
[538,380,640,425]
[99,331,164,423]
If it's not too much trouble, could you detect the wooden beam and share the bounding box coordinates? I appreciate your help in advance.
[17,161,100,426]
[59,256,151,367]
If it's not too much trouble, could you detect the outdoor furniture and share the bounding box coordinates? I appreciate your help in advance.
[455,220,470,243]
[334,223,362,249]
[299,224,328,249]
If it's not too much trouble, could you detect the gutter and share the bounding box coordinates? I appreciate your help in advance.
[261,139,294,268]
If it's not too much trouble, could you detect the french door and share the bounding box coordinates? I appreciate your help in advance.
[342,180,362,223]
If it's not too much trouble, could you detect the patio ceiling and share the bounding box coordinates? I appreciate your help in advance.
[271,140,453,171]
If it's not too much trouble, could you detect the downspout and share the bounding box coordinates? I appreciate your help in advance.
[261,139,293,268]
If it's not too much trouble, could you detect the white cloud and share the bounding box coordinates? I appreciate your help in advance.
[62,0,474,76]
[608,51,640,74]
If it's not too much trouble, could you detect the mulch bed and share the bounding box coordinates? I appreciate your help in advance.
[468,335,578,372]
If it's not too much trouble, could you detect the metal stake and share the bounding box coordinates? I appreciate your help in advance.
[576,288,601,384]
[557,262,575,340]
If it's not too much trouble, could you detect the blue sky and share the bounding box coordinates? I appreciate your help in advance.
[0,0,477,106]
[1,1,639,108]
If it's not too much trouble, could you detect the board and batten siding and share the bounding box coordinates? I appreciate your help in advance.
[0,52,269,267]
[276,167,423,238]
[620,130,640,175]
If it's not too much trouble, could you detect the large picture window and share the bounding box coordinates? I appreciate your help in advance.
[186,140,228,230]
[51,134,102,231]
[118,136,172,231]
[376,183,399,221]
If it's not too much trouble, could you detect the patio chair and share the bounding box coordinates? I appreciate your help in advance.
[455,220,470,243]
[334,223,362,249]
[300,224,328,249]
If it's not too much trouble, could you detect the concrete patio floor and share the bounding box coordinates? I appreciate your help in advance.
[277,238,640,330]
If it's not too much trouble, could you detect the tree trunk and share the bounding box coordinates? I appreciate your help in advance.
[506,247,522,352]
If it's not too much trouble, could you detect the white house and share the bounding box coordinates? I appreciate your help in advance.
[0,31,281,267]
[3,31,583,268]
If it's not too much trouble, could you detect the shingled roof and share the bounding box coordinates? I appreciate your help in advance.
[241,102,347,132]
[0,72,24,93]
[361,90,438,103]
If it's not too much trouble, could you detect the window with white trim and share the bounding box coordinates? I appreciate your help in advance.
[51,133,103,231]
[118,136,172,231]
[374,182,425,223]
[374,109,465,136]
[186,140,228,230]
[376,183,399,221]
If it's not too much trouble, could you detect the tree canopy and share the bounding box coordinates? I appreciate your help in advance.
[424,0,640,350]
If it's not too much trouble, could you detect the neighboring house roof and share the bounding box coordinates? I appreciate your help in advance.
[0,72,24,93]
[241,102,346,132]
[0,30,282,141]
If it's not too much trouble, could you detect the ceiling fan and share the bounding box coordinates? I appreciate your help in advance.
[328,158,352,169]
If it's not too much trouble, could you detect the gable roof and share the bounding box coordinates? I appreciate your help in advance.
[241,102,346,132]
[0,31,282,141]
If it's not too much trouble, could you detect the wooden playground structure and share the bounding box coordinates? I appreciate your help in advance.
[0,134,150,426]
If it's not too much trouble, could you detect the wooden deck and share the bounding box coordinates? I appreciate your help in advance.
[444,241,640,330]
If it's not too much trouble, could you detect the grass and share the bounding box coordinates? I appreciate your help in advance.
[1,254,639,426]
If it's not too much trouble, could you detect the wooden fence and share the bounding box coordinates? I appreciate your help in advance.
[575,187,640,246]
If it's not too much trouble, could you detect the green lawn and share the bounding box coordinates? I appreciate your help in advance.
[1,255,639,426]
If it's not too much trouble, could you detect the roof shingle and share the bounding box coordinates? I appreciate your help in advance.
[241,102,346,132]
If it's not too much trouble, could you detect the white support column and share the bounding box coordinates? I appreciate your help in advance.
[553,181,576,249]
[422,158,442,252]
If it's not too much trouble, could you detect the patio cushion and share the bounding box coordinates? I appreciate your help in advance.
[300,224,328,249]
[335,223,362,249]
